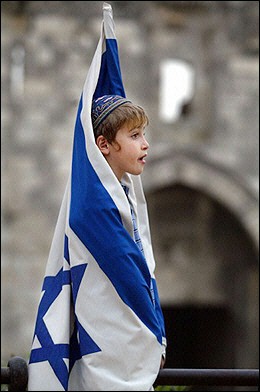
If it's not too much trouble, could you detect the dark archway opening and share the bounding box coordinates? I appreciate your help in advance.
[163,304,235,370]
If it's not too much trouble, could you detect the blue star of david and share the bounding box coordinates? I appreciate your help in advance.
[29,235,101,390]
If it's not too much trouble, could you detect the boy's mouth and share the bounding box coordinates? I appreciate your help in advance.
[139,154,147,163]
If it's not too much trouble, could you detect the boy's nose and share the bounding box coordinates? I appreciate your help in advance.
[142,137,149,150]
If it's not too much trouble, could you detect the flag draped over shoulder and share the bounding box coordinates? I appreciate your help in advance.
[28,3,166,391]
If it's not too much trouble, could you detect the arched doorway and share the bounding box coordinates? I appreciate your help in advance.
[143,152,258,390]
[147,183,258,390]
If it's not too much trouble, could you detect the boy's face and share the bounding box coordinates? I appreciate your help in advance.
[100,123,149,181]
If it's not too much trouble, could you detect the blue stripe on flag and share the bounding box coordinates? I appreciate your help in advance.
[94,39,126,98]
[152,278,166,338]
[64,234,70,264]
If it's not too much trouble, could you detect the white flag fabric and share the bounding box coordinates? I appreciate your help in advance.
[28,3,166,391]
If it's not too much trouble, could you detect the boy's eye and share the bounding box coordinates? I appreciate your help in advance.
[131,133,139,139]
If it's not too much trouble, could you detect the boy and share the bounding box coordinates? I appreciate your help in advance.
[28,4,166,390]
[92,95,150,181]
[92,94,166,370]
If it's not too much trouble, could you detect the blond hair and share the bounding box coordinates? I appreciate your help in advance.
[94,102,149,142]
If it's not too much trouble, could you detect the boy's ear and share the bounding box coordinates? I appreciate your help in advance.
[96,135,110,155]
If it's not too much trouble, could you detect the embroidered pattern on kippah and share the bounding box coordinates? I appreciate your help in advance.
[92,95,131,130]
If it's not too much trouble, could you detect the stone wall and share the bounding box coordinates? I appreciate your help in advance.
[1,1,259,367]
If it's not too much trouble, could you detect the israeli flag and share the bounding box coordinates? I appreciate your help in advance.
[28,3,166,391]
